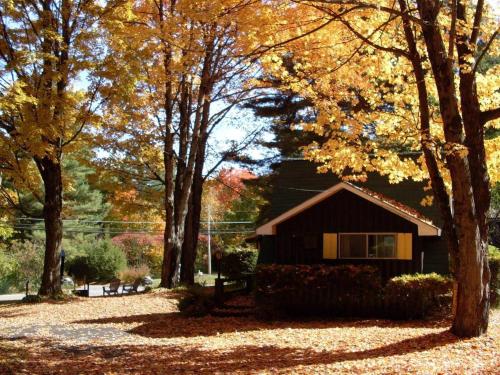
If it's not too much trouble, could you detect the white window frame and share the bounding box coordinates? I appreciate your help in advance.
[338,232,398,259]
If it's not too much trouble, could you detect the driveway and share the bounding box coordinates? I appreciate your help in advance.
[0,293,25,303]
[0,283,145,302]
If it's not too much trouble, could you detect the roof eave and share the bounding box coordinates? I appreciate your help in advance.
[255,182,441,237]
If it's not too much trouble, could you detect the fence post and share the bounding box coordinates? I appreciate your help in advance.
[245,274,253,294]
[215,278,224,306]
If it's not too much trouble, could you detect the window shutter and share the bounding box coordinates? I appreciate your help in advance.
[397,233,412,260]
[323,233,337,259]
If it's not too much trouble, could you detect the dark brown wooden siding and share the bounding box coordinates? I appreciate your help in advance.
[275,189,422,280]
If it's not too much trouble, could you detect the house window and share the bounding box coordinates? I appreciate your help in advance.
[339,234,366,258]
[339,233,396,259]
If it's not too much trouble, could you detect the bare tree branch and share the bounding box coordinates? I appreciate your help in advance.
[473,27,499,74]
[480,107,500,124]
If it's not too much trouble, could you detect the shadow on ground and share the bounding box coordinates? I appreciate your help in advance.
[0,330,465,375]
[0,308,28,319]
[75,312,450,339]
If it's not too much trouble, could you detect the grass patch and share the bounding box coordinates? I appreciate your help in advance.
[194,273,217,286]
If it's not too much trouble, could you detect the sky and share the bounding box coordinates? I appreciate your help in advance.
[74,0,500,179]
[205,101,276,176]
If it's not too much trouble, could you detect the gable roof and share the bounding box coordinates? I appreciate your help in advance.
[256,181,440,236]
[260,159,442,223]
[256,159,443,236]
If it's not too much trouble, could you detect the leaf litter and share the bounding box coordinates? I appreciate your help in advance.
[0,290,498,374]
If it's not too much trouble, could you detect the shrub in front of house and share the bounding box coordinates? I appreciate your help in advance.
[255,264,382,318]
[383,273,452,319]
[220,246,258,278]
[489,245,500,308]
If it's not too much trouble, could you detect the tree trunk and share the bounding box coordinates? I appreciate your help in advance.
[160,214,174,288]
[158,0,176,289]
[160,24,215,288]
[180,160,204,284]
[181,195,196,285]
[397,0,460,271]
[36,157,63,296]
[415,0,490,337]
[160,126,175,288]
[163,231,184,288]
[181,128,208,284]
[451,213,490,337]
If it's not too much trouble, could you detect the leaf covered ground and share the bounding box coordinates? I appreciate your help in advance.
[0,291,498,374]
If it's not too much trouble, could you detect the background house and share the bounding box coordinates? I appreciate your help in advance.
[255,159,449,280]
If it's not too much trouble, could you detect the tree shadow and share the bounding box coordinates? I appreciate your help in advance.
[44,297,88,305]
[77,312,275,338]
[85,289,187,301]
[0,330,466,374]
[75,312,450,339]
[0,310,28,318]
[0,302,27,318]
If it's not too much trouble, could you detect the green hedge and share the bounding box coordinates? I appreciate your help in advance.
[220,247,257,278]
[255,264,453,320]
[256,264,381,292]
[255,264,382,318]
[67,239,126,283]
[384,273,452,319]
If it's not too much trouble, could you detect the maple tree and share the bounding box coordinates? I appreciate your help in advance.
[0,0,115,295]
[254,0,499,337]
[198,168,261,248]
[100,0,260,287]
[207,169,256,208]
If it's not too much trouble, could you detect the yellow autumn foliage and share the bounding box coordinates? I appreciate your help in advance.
[252,1,499,190]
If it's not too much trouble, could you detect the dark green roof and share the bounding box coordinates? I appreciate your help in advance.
[263,159,443,227]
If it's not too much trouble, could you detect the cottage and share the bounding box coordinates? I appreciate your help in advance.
[255,159,449,280]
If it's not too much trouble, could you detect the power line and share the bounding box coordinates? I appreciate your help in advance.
[0,223,254,235]
[13,218,163,224]
[9,218,253,225]
[0,221,255,237]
